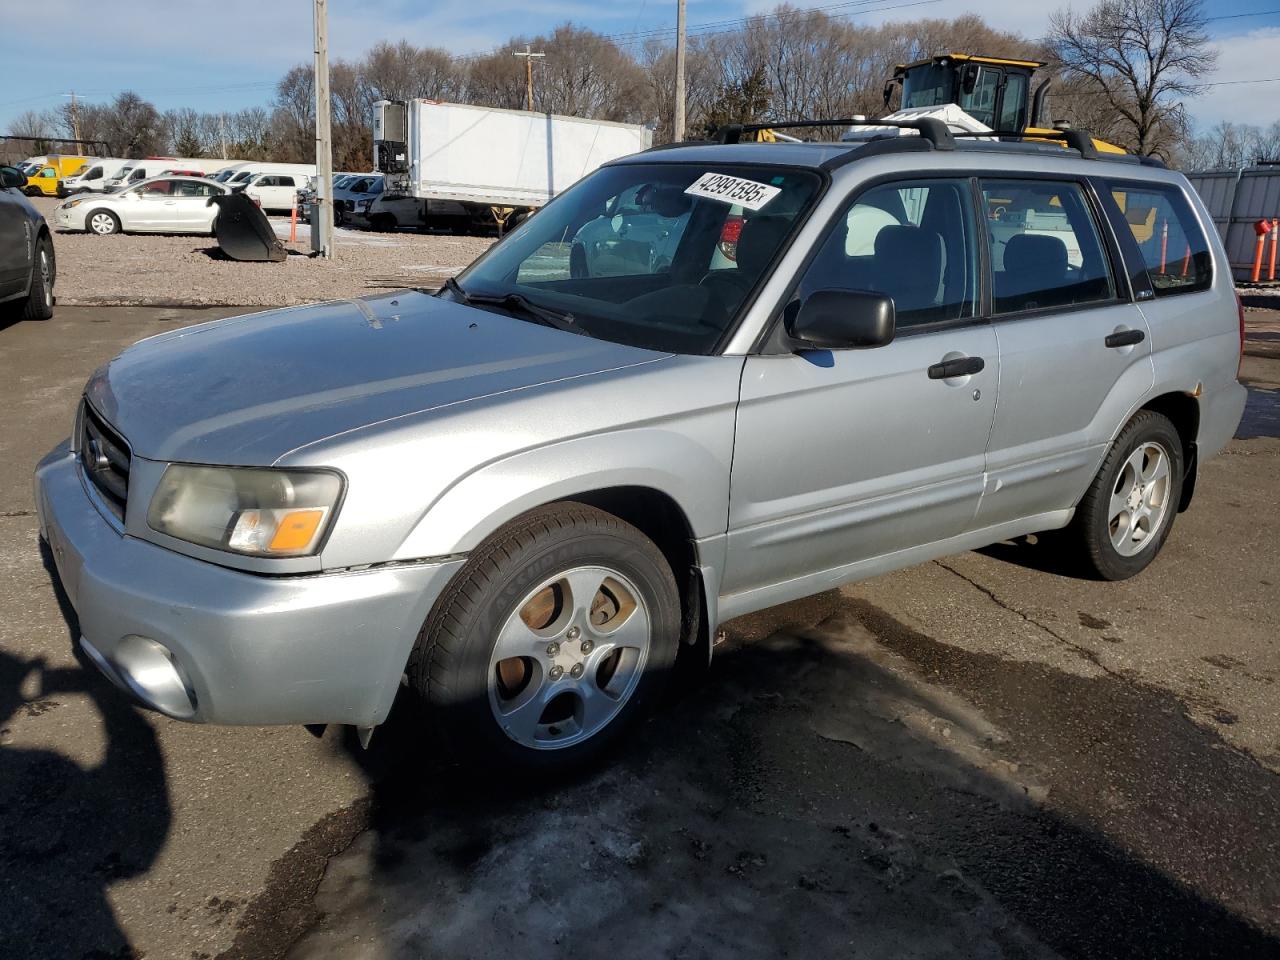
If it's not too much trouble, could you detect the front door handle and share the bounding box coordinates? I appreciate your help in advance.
[928,356,985,380]
[1105,328,1145,348]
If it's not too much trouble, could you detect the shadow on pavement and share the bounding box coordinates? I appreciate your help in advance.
[221,596,1280,960]
[0,545,171,960]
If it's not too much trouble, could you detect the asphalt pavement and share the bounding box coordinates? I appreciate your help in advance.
[1,305,1277,959]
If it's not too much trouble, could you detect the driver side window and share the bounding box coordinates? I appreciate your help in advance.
[796,179,978,329]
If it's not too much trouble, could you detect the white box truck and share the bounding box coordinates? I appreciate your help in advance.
[370,100,651,233]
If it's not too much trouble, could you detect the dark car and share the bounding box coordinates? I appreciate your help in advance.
[0,165,55,321]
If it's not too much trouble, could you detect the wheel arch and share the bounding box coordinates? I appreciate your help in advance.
[1139,391,1200,511]
[421,484,717,672]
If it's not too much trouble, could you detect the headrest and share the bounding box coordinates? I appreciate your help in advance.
[736,215,792,275]
[874,224,943,274]
[1004,233,1068,276]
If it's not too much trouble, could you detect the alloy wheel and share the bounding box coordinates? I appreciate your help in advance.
[1108,441,1172,557]
[488,565,651,750]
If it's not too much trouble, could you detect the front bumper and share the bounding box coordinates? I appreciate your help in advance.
[35,448,465,726]
[51,206,83,231]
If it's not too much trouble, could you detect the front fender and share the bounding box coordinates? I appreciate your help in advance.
[394,426,732,560]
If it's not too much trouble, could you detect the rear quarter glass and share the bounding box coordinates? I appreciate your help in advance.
[1102,179,1212,296]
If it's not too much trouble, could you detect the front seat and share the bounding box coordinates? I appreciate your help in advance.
[871,224,945,316]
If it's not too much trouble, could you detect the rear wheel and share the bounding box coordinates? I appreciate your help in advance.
[87,210,120,236]
[1069,410,1183,580]
[407,502,680,773]
[8,234,55,321]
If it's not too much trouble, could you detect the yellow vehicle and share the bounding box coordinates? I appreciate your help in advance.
[884,54,1125,155]
[22,155,91,198]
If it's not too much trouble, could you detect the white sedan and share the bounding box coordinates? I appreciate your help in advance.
[52,176,228,236]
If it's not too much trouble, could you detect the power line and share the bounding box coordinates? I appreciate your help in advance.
[1205,9,1280,22]
[450,0,943,62]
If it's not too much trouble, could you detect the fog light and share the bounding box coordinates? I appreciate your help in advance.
[112,634,198,719]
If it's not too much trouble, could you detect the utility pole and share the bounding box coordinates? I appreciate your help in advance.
[673,0,687,141]
[513,44,545,112]
[312,0,335,258]
[62,91,82,143]
[219,112,228,159]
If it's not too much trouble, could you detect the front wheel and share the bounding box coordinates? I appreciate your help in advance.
[1069,410,1183,580]
[87,210,121,236]
[407,503,680,773]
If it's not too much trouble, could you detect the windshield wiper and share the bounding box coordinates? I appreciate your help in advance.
[433,277,582,334]
[438,276,471,303]
[462,291,583,334]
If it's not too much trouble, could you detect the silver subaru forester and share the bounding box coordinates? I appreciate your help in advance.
[35,126,1246,771]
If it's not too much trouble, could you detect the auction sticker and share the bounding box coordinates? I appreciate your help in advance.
[684,172,781,211]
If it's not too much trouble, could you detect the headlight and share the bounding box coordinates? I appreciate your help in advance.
[64,198,83,208]
[147,465,343,557]
[360,198,373,210]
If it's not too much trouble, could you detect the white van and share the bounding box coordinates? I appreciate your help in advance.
[59,158,131,196]
[161,157,241,175]
[211,163,254,183]
[103,161,173,192]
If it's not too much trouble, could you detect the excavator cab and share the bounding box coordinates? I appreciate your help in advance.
[885,54,1047,132]
[882,53,1125,155]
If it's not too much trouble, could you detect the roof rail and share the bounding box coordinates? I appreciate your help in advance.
[714,117,956,151]
[950,128,1101,159]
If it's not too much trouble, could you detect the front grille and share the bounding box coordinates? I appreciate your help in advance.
[79,401,131,521]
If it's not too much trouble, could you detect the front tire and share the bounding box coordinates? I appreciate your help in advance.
[1069,410,1183,580]
[87,210,121,236]
[407,503,680,773]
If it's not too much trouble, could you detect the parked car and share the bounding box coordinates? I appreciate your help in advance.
[297,173,361,222]
[35,128,1245,773]
[51,175,228,235]
[0,165,55,320]
[22,155,90,197]
[570,182,692,278]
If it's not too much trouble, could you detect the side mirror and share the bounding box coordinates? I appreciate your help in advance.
[0,166,28,188]
[788,289,895,350]
[962,64,980,96]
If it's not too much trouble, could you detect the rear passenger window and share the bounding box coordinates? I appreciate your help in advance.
[796,179,978,329]
[1103,180,1212,296]
[982,180,1115,314]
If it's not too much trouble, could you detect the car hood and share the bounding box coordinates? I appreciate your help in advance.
[85,291,671,464]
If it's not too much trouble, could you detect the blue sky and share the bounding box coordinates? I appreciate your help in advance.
[1,0,1276,134]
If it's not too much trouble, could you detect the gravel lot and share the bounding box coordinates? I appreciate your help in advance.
[31,196,494,308]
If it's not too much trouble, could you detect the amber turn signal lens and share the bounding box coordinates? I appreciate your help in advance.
[268,509,327,552]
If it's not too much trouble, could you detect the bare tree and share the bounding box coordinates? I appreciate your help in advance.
[6,110,53,139]
[1049,0,1216,157]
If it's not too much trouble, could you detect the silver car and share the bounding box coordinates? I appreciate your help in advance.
[35,130,1246,771]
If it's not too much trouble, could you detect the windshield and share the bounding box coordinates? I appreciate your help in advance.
[902,64,955,108]
[455,162,821,355]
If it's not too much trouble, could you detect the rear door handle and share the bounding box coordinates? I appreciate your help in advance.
[1105,329,1145,348]
[928,356,985,380]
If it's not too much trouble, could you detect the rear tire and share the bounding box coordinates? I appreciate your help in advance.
[8,234,55,321]
[1068,410,1183,580]
[87,210,120,236]
[406,502,680,774]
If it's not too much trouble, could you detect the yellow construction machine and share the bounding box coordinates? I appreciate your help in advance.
[883,53,1125,155]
